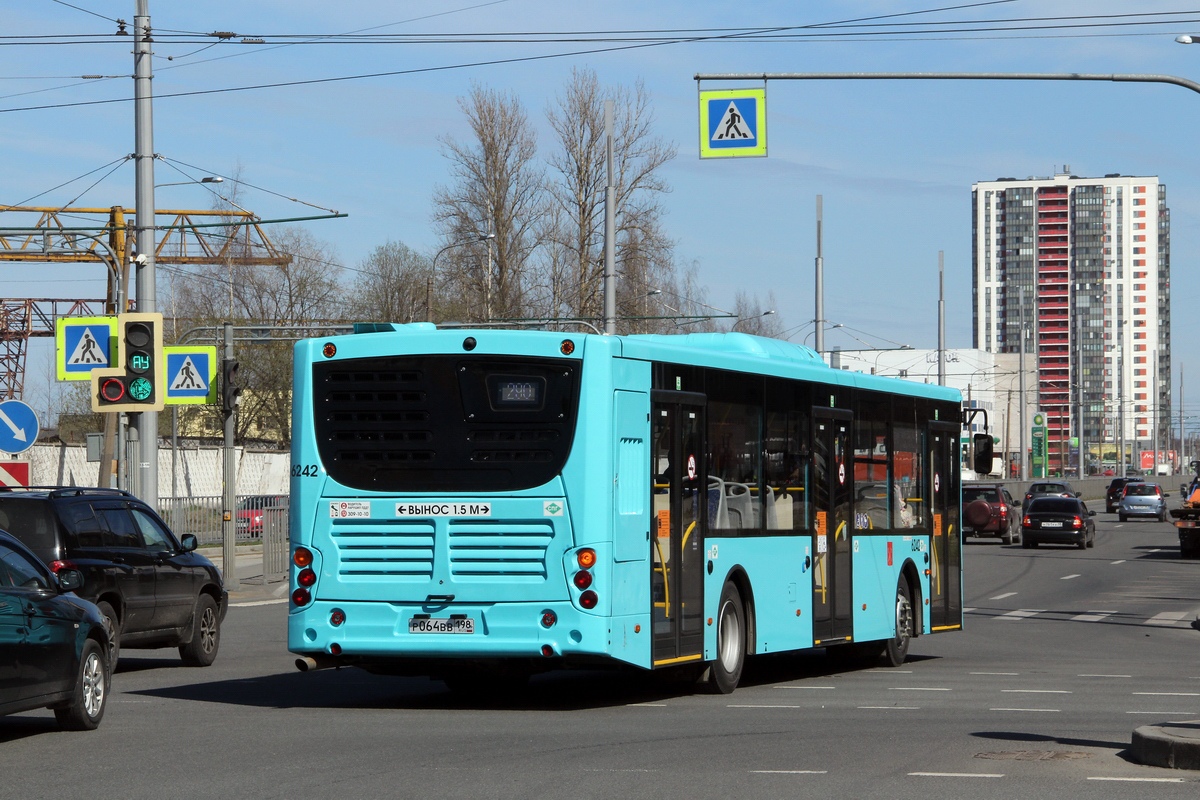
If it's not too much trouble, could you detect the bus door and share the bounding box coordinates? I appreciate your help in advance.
[650,391,706,667]
[811,408,854,645]
[928,421,962,631]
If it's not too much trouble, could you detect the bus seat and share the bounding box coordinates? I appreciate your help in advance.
[707,477,729,528]
[726,482,752,528]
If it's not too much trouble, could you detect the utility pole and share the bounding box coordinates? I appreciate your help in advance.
[1019,286,1028,481]
[937,250,945,386]
[814,195,824,354]
[603,100,616,335]
[132,0,158,508]
[222,322,239,591]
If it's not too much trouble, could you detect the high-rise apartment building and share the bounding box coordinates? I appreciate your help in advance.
[972,170,1171,476]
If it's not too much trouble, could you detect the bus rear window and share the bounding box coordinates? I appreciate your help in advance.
[312,355,580,492]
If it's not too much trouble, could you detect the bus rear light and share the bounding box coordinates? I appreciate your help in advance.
[579,590,598,609]
[541,645,554,657]
[293,547,313,567]
[573,570,593,590]
[560,339,575,355]
[298,567,316,587]
[291,587,311,606]
[541,610,557,628]
[330,608,346,627]
[322,342,337,358]
[576,548,596,569]
[330,643,342,655]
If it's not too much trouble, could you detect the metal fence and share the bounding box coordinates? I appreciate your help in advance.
[159,494,290,547]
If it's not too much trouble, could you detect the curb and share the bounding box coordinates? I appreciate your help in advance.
[1131,721,1200,771]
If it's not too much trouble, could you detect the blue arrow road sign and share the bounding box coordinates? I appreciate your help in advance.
[0,399,39,454]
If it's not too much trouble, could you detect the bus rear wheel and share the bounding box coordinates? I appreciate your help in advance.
[705,582,745,694]
[882,579,913,667]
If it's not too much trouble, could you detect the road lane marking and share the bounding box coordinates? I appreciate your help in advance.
[909,772,1004,778]
[998,609,1044,620]
[990,707,1060,712]
[1061,574,1081,580]
[1126,710,1196,715]
[728,704,801,709]
[972,672,1019,676]
[627,703,668,707]
[889,687,951,691]
[230,599,288,607]
[1002,689,1072,694]
[1071,610,1118,622]
[1080,674,1131,678]
[1146,611,1189,626]
[775,686,836,690]
[989,592,1017,600]
[750,770,828,774]
[1111,559,1126,564]
[1132,692,1200,696]
[859,706,919,710]
[1088,777,1186,783]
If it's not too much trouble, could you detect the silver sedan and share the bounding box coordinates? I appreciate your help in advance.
[1118,483,1169,522]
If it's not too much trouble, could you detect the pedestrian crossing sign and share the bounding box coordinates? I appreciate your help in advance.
[164,346,217,405]
[699,87,767,159]
[56,316,118,381]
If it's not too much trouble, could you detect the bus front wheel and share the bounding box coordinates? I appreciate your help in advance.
[882,579,913,667]
[705,582,746,694]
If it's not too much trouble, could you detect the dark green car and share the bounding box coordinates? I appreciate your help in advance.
[0,529,110,729]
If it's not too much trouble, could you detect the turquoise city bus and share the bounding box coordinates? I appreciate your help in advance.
[288,324,991,693]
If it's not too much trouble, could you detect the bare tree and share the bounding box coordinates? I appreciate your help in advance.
[433,84,544,322]
[540,68,677,326]
[349,240,431,323]
[167,224,344,446]
[728,290,784,337]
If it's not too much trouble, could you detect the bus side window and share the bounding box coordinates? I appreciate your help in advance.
[894,421,926,530]
[708,399,761,531]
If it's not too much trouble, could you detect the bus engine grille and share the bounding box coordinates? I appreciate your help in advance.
[330,522,436,579]
[448,520,554,580]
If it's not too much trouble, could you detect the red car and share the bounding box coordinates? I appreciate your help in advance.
[235,495,287,537]
[962,482,1020,544]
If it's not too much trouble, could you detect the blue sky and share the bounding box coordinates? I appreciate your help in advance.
[5,1,1200,423]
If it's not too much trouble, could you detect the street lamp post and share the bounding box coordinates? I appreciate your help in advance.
[41,231,129,490]
[427,233,495,323]
[804,322,842,349]
[732,309,776,332]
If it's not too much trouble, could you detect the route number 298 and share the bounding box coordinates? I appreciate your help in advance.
[292,463,318,478]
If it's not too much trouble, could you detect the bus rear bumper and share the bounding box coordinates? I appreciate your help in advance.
[289,599,634,665]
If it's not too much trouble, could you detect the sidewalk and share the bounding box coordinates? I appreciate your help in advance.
[200,544,289,604]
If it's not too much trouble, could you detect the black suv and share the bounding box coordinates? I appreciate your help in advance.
[1106,476,1145,514]
[0,488,227,669]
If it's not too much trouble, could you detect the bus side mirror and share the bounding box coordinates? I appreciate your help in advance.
[972,433,994,475]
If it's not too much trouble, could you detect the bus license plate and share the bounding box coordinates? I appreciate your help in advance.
[409,618,474,634]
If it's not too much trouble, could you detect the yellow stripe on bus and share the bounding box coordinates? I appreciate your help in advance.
[653,653,704,667]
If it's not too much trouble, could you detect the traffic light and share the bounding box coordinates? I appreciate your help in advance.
[91,312,165,412]
[221,358,242,416]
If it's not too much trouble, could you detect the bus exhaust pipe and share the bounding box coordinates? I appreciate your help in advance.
[295,655,339,672]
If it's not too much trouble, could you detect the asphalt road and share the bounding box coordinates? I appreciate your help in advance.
[2,512,1198,799]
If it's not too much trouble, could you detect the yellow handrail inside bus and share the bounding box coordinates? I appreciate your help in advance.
[653,538,670,618]
[681,519,697,550]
